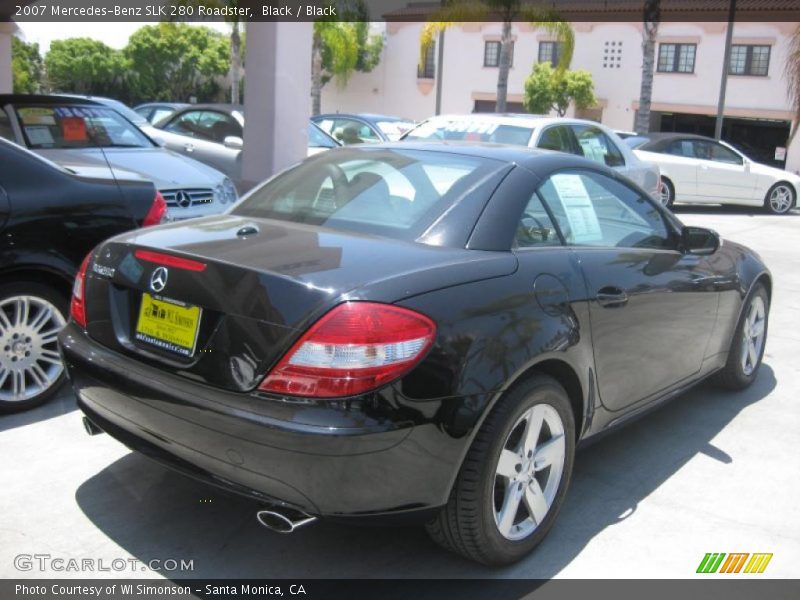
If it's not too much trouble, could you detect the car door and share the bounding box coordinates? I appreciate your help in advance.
[536,168,719,411]
[653,138,700,201]
[692,140,758,202]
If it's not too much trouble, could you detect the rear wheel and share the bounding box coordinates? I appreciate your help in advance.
[0,282,68,413]
[426,375,575,565]
[764,183,795,215]
[659,177,675,208]
[713,283,769,390]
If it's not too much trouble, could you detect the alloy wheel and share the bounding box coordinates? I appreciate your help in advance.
[659,181,672,206]
[493,404,566,541]
[0,295,66,403]
[740,295,766,377]
[768,185,793,214]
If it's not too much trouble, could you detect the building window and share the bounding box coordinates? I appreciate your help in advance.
[538,41,563,66]
[729,44,770,76]
[484,41,514,67]
[419,42,436,79]
[657,43,696,73]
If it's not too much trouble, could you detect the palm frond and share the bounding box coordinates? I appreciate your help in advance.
[521,7,575,71]
[418,2,490,69]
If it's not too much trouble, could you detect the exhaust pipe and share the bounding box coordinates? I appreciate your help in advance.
[82,416,104,436]
[256,507,317,533]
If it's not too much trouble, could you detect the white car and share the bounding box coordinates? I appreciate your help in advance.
[627,132,799,214]
[0,96,237,220]
[402,114,661,200]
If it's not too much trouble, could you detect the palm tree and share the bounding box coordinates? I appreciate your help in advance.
[172,0,244,104]
[635,0,661,134]
[419,1,574,113]
[785,26,800,144]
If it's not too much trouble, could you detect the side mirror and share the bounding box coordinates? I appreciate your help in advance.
[681,226,720,255]
[223,136,243,150]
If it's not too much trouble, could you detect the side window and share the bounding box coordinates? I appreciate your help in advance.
[537,170,672,249]
[164,111,203,137]
[664,139,695,157]
[708,142,743,165]
[150,108,174,125]
[571,125,625,167]
[515,192,562,248]
[537,126,574,153]
[332,119,380,144]
[196,111,242,143]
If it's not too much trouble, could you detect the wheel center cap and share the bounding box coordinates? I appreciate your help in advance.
[11,340,29,357]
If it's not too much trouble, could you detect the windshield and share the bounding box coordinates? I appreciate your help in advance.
[308,122,339,148]
[404,119,535,146]
[232,148,504,241]
[624,136,651,149]
[95,98,150,127]
[14,105,155,150]
[377,120,416,141]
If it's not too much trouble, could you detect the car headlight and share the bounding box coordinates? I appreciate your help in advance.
[214,178,238,205]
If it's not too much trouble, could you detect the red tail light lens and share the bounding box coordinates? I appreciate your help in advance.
[134,249,207,272]
[143,191,167,227]
[70,253,92,328]
[259,302,436,398]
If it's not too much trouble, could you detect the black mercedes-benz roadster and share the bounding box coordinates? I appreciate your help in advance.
[59,143,770,565]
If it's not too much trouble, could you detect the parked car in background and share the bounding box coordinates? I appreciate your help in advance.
[0,137,164,412]
[403,114,661,201]
[133,102,189,125]
[312,113,416,143]
[0,95,237,221]
[152,104,340,187]
[62,143,770,565]
[627,132,799,214]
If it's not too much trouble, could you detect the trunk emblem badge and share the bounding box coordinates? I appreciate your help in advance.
[150,267,169,292]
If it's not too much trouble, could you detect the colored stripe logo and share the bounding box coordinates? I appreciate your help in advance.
[697,553,773,574]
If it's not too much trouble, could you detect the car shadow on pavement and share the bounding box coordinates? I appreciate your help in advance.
[672,205,799,217]
[74,365,776,579]
[0,385,78,433]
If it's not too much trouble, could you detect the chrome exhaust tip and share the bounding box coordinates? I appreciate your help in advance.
[82,416,104,436]
[256,508,317,533]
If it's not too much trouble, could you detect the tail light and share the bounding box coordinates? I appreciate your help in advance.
[259,302,436,398]
[134,249,207,272]
[70,253,92,328]
[142,191,167,227]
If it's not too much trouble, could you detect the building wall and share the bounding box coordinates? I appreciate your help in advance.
[322,21,800,172]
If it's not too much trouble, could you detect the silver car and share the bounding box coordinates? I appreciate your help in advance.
[152,104,340,188]
[0,96,237,220]
[403,114,661,200]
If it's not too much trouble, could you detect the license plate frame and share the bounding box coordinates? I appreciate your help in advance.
[134,293,202,358]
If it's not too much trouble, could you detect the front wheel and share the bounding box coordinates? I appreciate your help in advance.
[713,283,769,390]
[659,177,675,208]
[0,282,69,413]
[426,375,575,565]
[764,183,795,215]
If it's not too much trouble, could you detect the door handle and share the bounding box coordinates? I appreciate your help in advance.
[184,143,194,152]
[596,286,628,308]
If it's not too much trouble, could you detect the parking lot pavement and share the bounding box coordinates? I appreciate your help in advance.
[1,206,798,580]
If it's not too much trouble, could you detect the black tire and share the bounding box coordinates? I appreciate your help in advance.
[0,280,70,414]
[763,182,795,215]
[660,177,675,208]
[426,374,576,566]
[712,283,769,391]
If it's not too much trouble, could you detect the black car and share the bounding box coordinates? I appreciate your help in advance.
[0,137,164,412]
[60,143,770,565]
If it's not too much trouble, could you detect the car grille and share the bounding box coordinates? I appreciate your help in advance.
[161,188,214,209]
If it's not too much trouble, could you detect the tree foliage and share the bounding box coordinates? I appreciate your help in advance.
[124,23,230,102]
[11,37,43,94]
[44,38,127,97]
[523,61,596,117]
[419,0,574,112]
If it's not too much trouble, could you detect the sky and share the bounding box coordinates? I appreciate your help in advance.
[16,21,231,53]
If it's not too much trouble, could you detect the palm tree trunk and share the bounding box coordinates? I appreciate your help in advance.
[230,21,241,105]
[496,19,513,113]
[311,29,323,116]
[635,1,660,133]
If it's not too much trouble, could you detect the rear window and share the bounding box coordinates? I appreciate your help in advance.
[405,119,534,146]
[624,136,651,149]
[232,148,504,240]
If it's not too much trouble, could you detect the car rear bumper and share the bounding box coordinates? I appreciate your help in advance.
[59,323,457,519]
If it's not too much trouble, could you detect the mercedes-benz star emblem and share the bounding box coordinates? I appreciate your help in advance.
[175,190,191,208]
[150,267,168,293]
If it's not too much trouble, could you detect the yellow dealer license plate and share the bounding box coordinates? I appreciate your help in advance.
[135,293,201,357]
